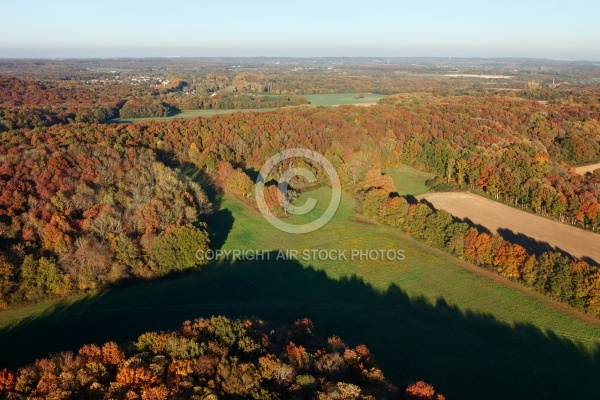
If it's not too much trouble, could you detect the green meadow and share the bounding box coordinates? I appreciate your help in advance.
[304,93,386,106]
[386,166,436,196]
[0,167,599,399]
[113,93,386,122]
[113,107,279,123]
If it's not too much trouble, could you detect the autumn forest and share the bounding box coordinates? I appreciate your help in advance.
[0,58,600,399]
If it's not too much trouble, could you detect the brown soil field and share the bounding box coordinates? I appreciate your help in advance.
[574,163,600,175]
[420,192,600,265]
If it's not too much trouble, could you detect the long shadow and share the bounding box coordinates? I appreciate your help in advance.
[178,163,235,250]
[498,228,567,255]
[0,255,599,400]
[178,163,224,208]
[498,228,600,267]
[460,216,493,235]
[242,167,259,182]
[208,208,235,250]
[421,198,599,266]
[420,199,492,234]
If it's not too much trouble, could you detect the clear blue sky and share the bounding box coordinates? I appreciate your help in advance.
[1,0,599,59]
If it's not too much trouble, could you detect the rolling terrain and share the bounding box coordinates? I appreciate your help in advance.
[1,168,599,399]
[1,61,599,399]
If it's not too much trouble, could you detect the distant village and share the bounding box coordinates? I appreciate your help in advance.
[86,72,171,87]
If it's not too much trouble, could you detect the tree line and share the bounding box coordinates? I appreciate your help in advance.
[354,169,600,317]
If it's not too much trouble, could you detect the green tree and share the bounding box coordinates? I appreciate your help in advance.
[0,255,15,307]
[423,210,453,248]
[151,224,210,275]
[454,158,469,186]
[109,233,140,269]
[19,256,66,301]
[444,222,470,257]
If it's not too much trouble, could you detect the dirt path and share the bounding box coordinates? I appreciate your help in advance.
[574,163,600,175]
[420,192,600,265]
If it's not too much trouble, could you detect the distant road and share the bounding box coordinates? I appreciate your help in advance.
[574,163,600,175]
[420,192,600,265]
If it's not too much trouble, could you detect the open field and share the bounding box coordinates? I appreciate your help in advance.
[386,166,436,196]
[113,107,278,122]
[1,173,600,399]
[575,162,600,175]
[304,93,386,106]
[114,93,386,122]
[421,192,600,265]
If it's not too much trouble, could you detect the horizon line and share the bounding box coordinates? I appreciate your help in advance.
[1,56,599,62]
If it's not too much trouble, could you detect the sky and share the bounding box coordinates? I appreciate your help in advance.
[1,0,599,60]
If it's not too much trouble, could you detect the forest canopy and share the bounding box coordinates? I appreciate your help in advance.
[0,316,445,400]
[0,145,211,307]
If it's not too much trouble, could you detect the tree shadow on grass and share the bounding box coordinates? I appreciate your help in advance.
[0,255,599,400]
[208,208,235,251]
[177,163,235,250]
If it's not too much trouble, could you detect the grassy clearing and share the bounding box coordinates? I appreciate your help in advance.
[112,93,386,122]
[304,93,386,106]
[113,108,278,123]
[1,179,600,399]
[385,166,436,196]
